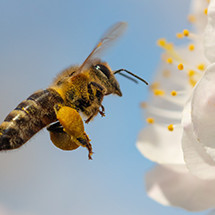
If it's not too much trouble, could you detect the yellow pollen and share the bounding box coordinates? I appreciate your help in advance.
[188,14,196,23]
[183,29,189,37]
[197,63,205,71]
[153,89,165,96]
[157,38,166,47]
[188,44,195,51]
[166,58,173,64]
[176,33,184,39]
[168,124,174,131]
[204,8,208,15]
[178,63,184,70]
[188,70,196,77]
[146,117,154,124]
[171,90,177,96]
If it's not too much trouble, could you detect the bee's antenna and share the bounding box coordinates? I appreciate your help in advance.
[114,69,148,85]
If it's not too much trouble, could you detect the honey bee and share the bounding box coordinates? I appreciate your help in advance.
[0,22,148,159]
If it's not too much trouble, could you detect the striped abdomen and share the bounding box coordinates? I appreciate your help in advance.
[0,89,64,150]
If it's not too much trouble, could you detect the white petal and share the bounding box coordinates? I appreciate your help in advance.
[145,164,215,211]
[190,0,208,33]
[182,100,215,180]
[204,0,215,63]
[191,63,215,161]
[137,124,185,164]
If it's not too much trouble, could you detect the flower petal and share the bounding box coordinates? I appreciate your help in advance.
[204,0,215,63]
[145,164,215,211]
[182,100,215,180]
[191,63,215,161]
[190,0,208,33]
[137,124,184,164]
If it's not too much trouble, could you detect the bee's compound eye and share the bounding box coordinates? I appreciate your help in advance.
[94,64,111,79]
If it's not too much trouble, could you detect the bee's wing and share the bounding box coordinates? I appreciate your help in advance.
[78,22,127,73]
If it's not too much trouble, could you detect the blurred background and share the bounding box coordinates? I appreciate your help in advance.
[0,0,208,215]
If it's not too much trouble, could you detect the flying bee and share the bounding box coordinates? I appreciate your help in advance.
[0,22,148,159]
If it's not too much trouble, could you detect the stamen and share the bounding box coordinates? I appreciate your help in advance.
[166,58,173,64]
[187,14,196,23]
[178,63,184,70]
[167,124,174,131]
[146,117,154,124]
[188,70,196,77]
[153,89,165,96]
[157,38,166,47]
[183,29,190,37]
[197,63,205,71]
[188,44,195,51]
[171,90,177,96]
[189,78,197,87]
[204,8,208,15]
[176,33,184,39]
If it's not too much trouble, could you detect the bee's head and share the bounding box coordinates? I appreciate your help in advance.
[93,62,122,96]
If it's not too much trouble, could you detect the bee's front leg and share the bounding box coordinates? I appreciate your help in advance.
[85,82,106,123]
[48,105,93,159]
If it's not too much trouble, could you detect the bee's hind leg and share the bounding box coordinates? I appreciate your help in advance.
[49,105,93,159]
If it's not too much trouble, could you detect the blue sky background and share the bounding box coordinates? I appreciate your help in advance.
[0,0,210,215]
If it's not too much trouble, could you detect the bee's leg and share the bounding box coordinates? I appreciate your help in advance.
[51,105,93,159]
[85,82,105,123]
[99,105,105,117]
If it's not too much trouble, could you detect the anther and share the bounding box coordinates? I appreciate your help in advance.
[167,124,174,131]
[178,63,184,70]
[146,118,154,124]
[153,89,165,96]
[183,29,190,37]
[197,64,205,71]
[171,90,177,96]
[188,44,195,51]
[166,58,173,64]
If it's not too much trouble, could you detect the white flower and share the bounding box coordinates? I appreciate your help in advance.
[137,0,215,211]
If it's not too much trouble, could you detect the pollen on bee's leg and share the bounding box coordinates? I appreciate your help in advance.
[167,124,174,131]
